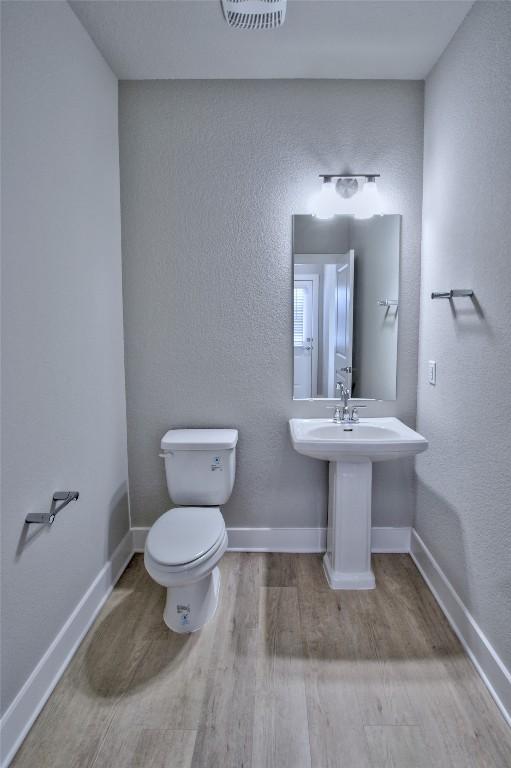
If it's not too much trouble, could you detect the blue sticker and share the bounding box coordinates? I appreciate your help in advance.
[177,604,191,625]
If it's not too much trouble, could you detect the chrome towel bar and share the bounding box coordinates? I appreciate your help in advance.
[25,491,79,525]
[431,289,474,299]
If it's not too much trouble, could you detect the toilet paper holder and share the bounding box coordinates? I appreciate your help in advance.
[25,491,79,525]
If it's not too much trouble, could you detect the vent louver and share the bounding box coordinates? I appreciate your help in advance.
[221,0,287,30]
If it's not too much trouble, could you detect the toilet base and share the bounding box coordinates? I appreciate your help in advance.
[163,567,221,633]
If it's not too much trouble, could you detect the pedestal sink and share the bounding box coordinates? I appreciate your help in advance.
[289,418,428,590]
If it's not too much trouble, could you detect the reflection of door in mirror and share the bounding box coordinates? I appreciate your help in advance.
[293,275,319,398]
[335,250,354,395]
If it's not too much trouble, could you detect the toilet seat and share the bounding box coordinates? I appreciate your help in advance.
[146,506,225,569]
[145,528,228,590]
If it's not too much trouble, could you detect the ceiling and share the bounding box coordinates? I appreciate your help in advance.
[70,0,473,81]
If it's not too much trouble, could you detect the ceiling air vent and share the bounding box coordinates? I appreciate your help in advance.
[221,0,287,30]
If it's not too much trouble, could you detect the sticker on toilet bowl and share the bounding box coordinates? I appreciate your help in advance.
[177,604,191,627]
[211,456,223,471]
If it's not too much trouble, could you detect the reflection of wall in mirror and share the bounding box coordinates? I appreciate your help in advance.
[351,217,399,400]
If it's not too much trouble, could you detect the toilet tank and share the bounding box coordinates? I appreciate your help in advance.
[160,428,238,506]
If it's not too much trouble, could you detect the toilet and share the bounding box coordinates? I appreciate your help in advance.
[144,428,238,633]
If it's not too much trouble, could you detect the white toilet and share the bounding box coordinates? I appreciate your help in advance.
[144,428,238,633]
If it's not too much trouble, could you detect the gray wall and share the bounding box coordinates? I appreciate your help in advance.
[119,79,424,530]
[416,0,511,669]
[1,2,129,714]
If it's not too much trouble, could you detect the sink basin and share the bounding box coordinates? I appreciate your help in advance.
[288,417,428,591]
[289,417,428,462]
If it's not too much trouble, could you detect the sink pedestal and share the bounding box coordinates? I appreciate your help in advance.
[289,417,428,590]
[323,459,375,590]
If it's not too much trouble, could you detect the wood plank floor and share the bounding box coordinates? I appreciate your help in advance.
[12,553,511,768]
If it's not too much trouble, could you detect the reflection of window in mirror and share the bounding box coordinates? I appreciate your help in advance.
[293,285,306,346]
[292,215,400,401]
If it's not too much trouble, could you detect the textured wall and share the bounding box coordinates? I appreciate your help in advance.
[416,1,511,669]
[1,2,128,713]
[119,79,424,529]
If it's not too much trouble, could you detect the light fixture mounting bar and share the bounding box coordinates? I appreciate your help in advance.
[319,174,381,180]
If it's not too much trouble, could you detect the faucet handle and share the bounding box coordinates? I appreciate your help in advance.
[350,404,367,422]
[326,404,343,422]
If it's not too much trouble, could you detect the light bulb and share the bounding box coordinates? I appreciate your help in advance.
[354,177,382,219]
[310,179,340,219]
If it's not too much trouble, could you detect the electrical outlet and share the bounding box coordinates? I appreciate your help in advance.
[428,360,436,386]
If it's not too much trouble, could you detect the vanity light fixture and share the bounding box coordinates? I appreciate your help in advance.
[311,174,382,219]
[309,176,340,220]
[354,176,383,219]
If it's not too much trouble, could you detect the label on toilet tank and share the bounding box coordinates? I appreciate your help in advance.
[211,456,223,472]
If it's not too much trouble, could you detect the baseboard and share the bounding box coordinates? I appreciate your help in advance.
[133,525,327,553]
[131,525,150,553]
[132,525,411,554]
[227,526,326,552]
[410,529,511,726]
[371,526,411,553]
[0,529,133,768]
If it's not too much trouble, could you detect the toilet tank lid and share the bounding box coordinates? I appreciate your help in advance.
[161,428,238,451]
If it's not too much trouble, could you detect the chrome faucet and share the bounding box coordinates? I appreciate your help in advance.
[339,383,350,422]
[333,383,365,424]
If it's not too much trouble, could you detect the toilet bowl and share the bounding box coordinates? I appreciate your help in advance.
[144,506,228,632]
[144,428,238,633]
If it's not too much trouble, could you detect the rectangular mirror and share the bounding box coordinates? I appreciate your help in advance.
[293,214,400,400]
